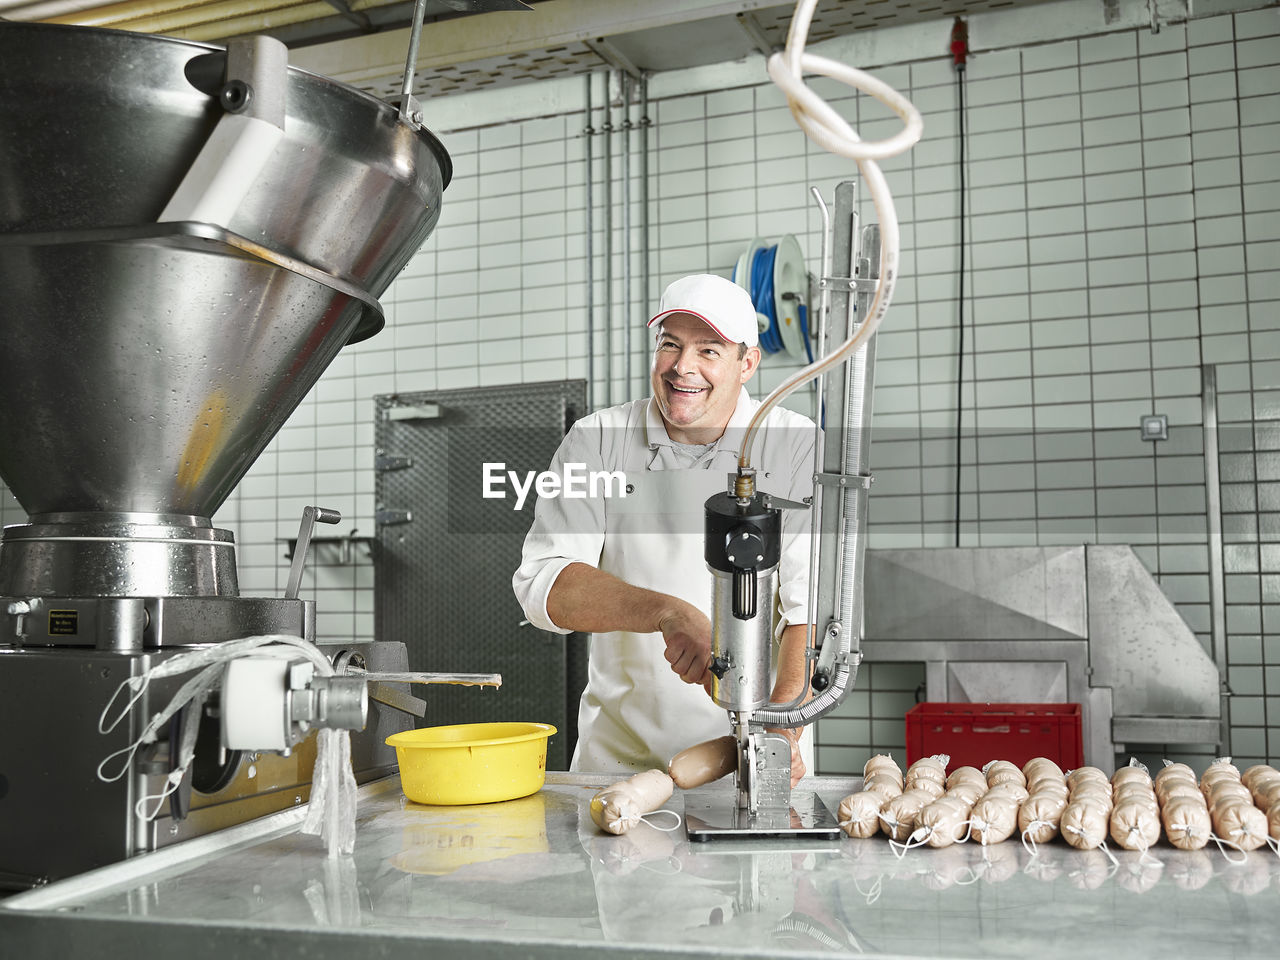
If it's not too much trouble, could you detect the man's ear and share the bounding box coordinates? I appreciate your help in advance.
[739,346,762,383]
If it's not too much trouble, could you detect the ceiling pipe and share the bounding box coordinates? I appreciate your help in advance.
[601,69,613,407]
[146,2,347,39]
[39,0,405,36]
[58,0,324,32]
[44,0,240,26]
[583,72,595,411]
[0,0,105,18]
[621,70,632,400]
[638,72,650,400]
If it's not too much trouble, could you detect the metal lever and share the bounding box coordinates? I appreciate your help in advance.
[343,667,502,719]
[368,682,428,718]
[761,493,811,511]
[284,506,341,600]
[5,597,41,640]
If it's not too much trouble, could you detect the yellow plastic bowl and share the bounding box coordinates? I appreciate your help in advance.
[386,722,557,805]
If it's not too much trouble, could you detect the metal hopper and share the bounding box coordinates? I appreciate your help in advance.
[0,22,451,599]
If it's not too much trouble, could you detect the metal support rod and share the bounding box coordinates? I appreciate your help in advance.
[803,187,832,672]
[584,74,595,410]
[129,656,151,858]
[837,221,880,664]
[621,73,632,398]
[602,70,614,407]
[1202,363,1231,755]
[397,0,429,118]
[821,182,858,669]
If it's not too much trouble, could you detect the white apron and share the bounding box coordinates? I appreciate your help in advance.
[570,432,815,776]
[572,464,730,774]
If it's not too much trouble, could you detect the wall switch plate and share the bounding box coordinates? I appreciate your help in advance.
[1140,413,1168,441]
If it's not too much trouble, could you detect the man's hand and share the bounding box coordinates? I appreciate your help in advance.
[766,623,813,788]
[768,725,806,787]
[656,601,713,686]
[545,564,714,689]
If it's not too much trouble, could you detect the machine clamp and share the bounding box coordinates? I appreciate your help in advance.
[813,471,874,489]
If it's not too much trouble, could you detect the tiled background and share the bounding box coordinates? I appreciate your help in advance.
[4,2,1276,774]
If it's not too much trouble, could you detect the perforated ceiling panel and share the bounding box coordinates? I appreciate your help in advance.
[759,0,1032,39]
[383,0,1061,99]
[7,0,1067,99]
[364,41,603,99]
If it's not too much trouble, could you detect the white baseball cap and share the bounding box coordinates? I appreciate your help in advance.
[647,274,759,348]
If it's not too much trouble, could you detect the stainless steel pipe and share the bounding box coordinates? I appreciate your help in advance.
[601,70,614,407]
[621,72,633,398]
[584,73,596,408]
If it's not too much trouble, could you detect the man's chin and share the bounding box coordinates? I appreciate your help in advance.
[659,401,706,428]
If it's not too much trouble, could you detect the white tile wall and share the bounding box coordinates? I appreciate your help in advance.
[5,5,1278,773]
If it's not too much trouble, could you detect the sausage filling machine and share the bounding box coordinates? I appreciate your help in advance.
[0,18,464,889]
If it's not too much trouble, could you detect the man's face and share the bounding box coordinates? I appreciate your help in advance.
[650,313,760,443]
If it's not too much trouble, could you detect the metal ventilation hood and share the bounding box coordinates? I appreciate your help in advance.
[862,545,1223,764]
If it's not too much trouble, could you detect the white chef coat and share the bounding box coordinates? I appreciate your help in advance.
[512,386,817,775]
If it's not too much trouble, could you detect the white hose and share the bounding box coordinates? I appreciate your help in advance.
[741,0,923,468]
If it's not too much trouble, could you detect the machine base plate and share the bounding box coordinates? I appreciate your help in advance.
[683,789,842,841]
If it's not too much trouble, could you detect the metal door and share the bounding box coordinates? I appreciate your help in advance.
[374,380,588,770]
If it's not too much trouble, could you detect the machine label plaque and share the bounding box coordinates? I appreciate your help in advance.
[48,609,78,635]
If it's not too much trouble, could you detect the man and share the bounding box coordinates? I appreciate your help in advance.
[513,273,817,782]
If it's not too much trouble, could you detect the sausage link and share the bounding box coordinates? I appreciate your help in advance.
[668,735,737,789]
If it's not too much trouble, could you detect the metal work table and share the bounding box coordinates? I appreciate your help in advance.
[3,772,1279,959]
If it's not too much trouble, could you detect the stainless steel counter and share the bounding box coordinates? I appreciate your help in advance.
[4,772,1279,959]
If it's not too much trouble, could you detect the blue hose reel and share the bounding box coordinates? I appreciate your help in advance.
[731,235,812,361]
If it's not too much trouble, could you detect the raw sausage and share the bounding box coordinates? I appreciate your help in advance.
[1161,794,1211,850]
[667,735,737,789]
[590,769,675,835]
[1109,797,1161,851]
[836,791,885,839]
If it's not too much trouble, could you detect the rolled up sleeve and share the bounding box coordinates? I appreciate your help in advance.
[512,417,609,634]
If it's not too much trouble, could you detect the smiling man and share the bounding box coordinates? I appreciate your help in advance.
[513,274,818,782]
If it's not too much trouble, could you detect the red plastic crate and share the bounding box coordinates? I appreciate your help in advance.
[905,702,1083,772]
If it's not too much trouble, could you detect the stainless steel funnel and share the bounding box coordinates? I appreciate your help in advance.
[0,23,451,597]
